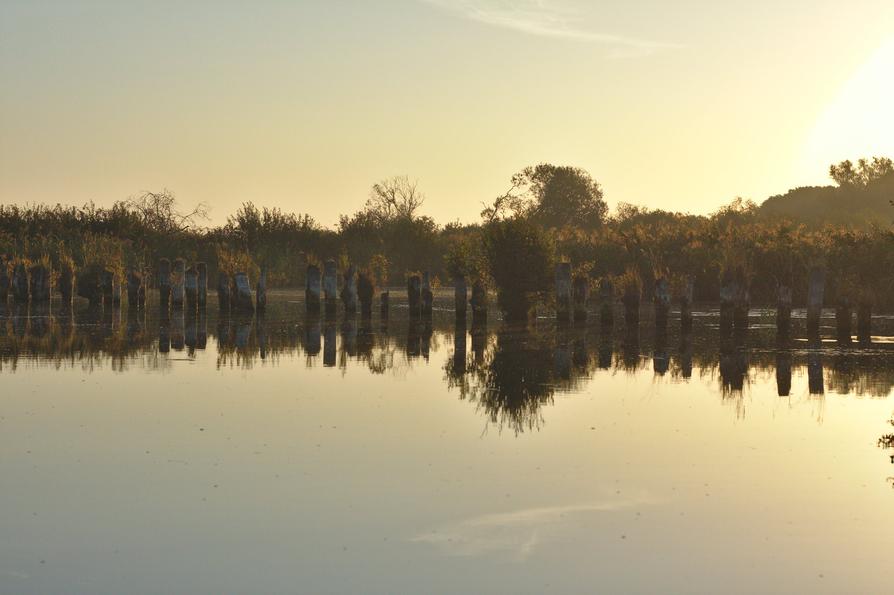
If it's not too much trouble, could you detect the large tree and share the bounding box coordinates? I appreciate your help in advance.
[483,164,607,229]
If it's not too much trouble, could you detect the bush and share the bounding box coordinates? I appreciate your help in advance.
[483,218,554,321]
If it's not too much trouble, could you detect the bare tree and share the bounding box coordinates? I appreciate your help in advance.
[124,190,210,234]
[365,176,425,223]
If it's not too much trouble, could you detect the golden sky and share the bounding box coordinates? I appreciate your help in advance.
[1,0,893,226]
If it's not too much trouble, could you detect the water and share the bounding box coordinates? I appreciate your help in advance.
[1,291,893,594]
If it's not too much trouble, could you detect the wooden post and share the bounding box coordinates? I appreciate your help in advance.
[127,269,143,310]
[857,299,872,344]
[306,264,322,314]
[470,279,487,324]
[0,257,9,303]
[407,274,421,318]
[12,262,28,304]
[555,262,572,323]
[654,276,670,333]
[232,271,255,314]
[217,273,231,313]
[28,265,51,303]
[256,268,267,313]
[77,268,101,309]
[454,274,467,320]
[806,265,825,336]
[622,283,640,330]
[719,267,736,335]
[679,276,694,333]
[599,278,614,327]
[100,269,116,308]
[341,264,357,315]
[158,258,171,311]
[185,266,199,311]
[323,259,338,317]
[196,263,208,309]
[733,271,749,335]
[380,291,390,320]
[421,272,433,318]
[572,274,588,323]
[836,295,852,345]
[171,258,185,309]
[59,263,74,307]
[776,284,792,337]
[358,270,374,318]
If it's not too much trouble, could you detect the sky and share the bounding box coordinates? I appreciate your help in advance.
[1,0,893,227]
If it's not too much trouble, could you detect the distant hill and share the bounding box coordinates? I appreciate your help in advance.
[759,176,894,229]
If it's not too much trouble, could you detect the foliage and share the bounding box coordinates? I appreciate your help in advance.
[482,217,555,321]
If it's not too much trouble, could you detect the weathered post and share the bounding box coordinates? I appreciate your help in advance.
[357,269,374,318]
[12,262,28,304]
[99,269,116,308]
[380,291,390,320]
[0,257,9,303]
[857,299,872,344]
[77,268,102,309]
[217,273,231,313]
[470,279,487,324]
[28,264,51,304]
[341,264,358,315]
[171,258,185,309]
[407,274,422,318]
[719,268,736,336]
[572,274,588,323]
[654,276,670,333]
[158,258,171,312]
[232,271,255,314]
[185,266,199,312]
[59,262,74,307]
[836,294,852,345]
[323,259,338,318]
[421,272,433,319]
[555,262,572,323]
[733,271,749,335]
[806,265,825,337]
[256,267,267,314]
[679,276,694,333]
[127,269,143,310]
[454,274,467,320]
[622,282,640,330]
[196,263,208,309]
[306,264,322,315]
[599,278,614,327]
[776,284,792,337]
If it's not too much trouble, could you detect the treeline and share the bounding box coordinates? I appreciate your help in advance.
[1,160,893,316]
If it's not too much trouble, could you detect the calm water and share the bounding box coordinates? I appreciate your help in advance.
[1,291,893,594]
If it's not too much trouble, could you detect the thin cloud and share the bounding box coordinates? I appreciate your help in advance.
[420,0,679,57]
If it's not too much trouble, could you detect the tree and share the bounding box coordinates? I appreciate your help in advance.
[365,176,425,223]
[830,157,894,188]
[482,164,607,229]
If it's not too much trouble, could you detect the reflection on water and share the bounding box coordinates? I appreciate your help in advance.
[5,297,894,402]
[3,291,894,593]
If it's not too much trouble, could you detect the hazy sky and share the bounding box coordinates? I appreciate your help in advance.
[2,0,893,226]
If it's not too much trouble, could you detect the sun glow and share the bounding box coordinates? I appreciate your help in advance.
[801,38,894,182]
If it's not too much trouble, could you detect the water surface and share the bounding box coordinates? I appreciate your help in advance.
[1,292,893,594]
